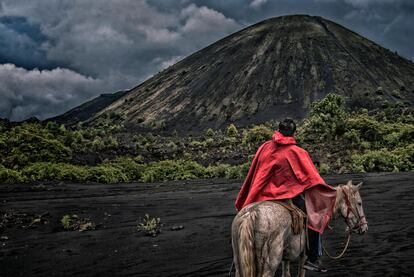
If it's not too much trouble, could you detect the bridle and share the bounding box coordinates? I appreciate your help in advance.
[323,185,368,260]
[341,186,367,232]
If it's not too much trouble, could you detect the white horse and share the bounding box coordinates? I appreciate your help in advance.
[231,180,368,277]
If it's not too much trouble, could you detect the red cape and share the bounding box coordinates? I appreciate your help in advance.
[235,131,336,233]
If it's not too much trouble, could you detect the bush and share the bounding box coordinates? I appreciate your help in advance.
[22,162,89,182]
[242,125,273,146]
[343,129,360,145]
[60,214,96,232]
[225,165,243,179]
[22,162,130,183]
[351,150,399,172]
[165,141,178,154]
[226,124,239,137]
[346,113,413,148]
[346,113,382,142]
[205,128,215,138]
[206,162,251,179]
[206,163,231,178]
[317,163,330,174]
[140,160,207,182]
[351,144,414,172]
[137,214,161,237]
[61,215,72,230]
[103,157,144,181]
[0,123,72,168]
[86,165,129,183]
[190,140,206,148]
[299,93,348,142]
[0,165,26,183]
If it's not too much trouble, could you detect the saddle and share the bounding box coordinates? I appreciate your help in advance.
[270,200,306,235]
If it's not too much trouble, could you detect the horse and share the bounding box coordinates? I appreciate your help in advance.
[231,180,368,277]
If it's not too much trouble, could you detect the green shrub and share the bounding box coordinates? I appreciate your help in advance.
[206,163,231,178]
[317,163,330,174]
[22,162,89,182]
[165,141,178,153]
[105,136,119,148]
[206,162,251,179]
[137,214,161,237]
[392,144,414,171]
[103,157,144,181]
[61,215,72,230]
[203,138,214,147]
[301,93,348,141]
[222,136,237,146]
[351,150,399,172]
[140,160,207,182]
[346,114,381,142]
[92,137,105,151]
[22,162,130,183]
[0,123,72,168]
[0,165,26,183]
[225,165,243,179]
[226,124,239,137]
[351,145,413,172]
[60,214,96,232]
[242,125,273,146]
[190,140,206,148]
[86,165,129,183]
[343,129,360,145]
[239,162,251,178]
[205,128,215,137]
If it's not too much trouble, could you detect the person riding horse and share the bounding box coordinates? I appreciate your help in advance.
[235,118,337,272]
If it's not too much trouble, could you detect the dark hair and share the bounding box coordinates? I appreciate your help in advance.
[278,118,296,137]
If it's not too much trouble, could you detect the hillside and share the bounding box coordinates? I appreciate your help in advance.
[48,90,128,126]
[52,15,414,131]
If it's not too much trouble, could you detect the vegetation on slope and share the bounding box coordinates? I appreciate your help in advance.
[0,93,413,183]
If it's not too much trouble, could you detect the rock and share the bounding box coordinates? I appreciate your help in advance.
[170,225,184,231]
[79,222,96,232]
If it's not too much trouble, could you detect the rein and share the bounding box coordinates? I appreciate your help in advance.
[323,231,351,259]
[323,186,365,260]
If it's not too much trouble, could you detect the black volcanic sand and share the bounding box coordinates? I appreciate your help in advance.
[1,172,413,276]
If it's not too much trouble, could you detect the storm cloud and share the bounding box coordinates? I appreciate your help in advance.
[0,0,413,120]
[0,64,103,121]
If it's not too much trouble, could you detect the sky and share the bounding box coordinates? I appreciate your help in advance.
[0,0,413,121]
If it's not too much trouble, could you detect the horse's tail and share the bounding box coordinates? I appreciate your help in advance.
[232,210,257,277]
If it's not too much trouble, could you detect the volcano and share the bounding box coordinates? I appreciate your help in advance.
[54,15,414,131]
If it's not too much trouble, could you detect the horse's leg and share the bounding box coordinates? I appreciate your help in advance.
[282,260,291,277]
[298,254,307,277]
[260,235,285,277]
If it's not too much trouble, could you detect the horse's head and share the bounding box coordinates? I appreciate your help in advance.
[337,180,368,234]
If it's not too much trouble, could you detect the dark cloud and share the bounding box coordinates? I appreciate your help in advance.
[0,16,52,69]
[0,0,412,121]
[0,64,104,121]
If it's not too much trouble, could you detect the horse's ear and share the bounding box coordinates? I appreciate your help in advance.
[346,180,353,186]
[354,182,363,191]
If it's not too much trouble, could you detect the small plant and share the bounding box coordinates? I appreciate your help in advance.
[205,128,215,137]
[60,214,96,232]
[226,124,239,137]
[61,214,72,230]
[137,214,161,237]
[317,162,331,174]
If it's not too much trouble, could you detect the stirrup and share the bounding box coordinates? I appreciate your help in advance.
[303,260,328,273]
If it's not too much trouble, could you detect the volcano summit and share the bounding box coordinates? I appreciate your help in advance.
[54,15,414,130]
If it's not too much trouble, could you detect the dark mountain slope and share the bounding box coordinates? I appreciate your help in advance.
[53,15,414,130]
[48,90,127,126]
